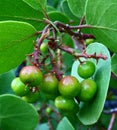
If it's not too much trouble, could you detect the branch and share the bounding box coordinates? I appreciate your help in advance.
[59,44,107,61]
[108,113,116,130]
[49,48,63,80]
[103,108,117,114]
[36,24,50,48]
[54,21,92,30]
[32,25,50,67]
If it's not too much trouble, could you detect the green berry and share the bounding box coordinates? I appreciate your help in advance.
[11,77,29,96]
[19,66,43,86]
[78,61,95,79]
[58,76,81,98]
[78,79,97,102]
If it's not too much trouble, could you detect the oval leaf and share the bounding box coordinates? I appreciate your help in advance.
[0,69,15,94]
[0,0,44,30]
[111,54,117,76]
[85,0,117,53]
[0,21,36,74]
[23,0,47,11]
[61,1,80,25]
[0,94,38,130]
[71,43,111,125]
[57,117,75,130]
[67,0,86,17]
[48,11,70,23]
[35,123,49,130]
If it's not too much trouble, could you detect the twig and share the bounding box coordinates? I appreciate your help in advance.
[57,49,62,70]
[108,113,116,130]
[49,48,63,80]
[32,25,50,67]
[58,44,107,61]
[36,24,50,48]
[54,21,92,30]
[103,108,117,114]
[48,117,53,130]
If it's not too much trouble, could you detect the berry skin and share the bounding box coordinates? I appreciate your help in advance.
[78,79,97,102]
[19,66,43,86]
[11,77,29,96]
[78,61,95,79]
[22,90,40,103]
[58,76,81,98]
[54,96,79,112]
[45,93,57,100]
[40,42,48,54]
[85,38,94,45]
[39,73,59,94]
[45,107,52,115]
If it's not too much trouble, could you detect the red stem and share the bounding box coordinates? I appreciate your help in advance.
[59,44,107,60]
[49,49,63,80]
[54,21,92,30]
[108,113,116,130]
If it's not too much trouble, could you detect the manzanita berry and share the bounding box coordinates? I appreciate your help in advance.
[39,73,59,94]
[78,61,95,79]
[45,107,53,115]
[54,96,79,112]
[85,38,94,45]
[58,76,81,98]
[77,79,97,102]
[19,66,43,86]
[11,77,29,96]
[22,90,40,103]
[40,42,48,54]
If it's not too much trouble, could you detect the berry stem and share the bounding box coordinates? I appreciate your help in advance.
[36,24,50,48]
[57,49,63,70]
[32,25,50,67]
[49,48,63,80]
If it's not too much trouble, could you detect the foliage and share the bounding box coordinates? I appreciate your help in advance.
[0,0,117,130]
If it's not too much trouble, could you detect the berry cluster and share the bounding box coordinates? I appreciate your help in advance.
[10,20,106,113]
[11,66,42,103]
[11,60,97,114]
[77,60,97,102]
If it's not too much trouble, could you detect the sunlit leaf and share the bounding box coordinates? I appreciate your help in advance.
[67,0,86,17]
[0,94,38,130]
[0,0,44,29]
[57,117,75,130]
[0,21,36,74]
[23,0,47,11]
[85,0,117,53]
[71,43,111,125]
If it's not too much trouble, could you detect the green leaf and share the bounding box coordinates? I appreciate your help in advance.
[100,113,117,130]
[61,1,80,25]
[35,123,49,130]
[0,70,15,94]
[71,43,111,125]
[111,54,117,76]
[67,0,86,17]
[48,11,70,23]
[85,0,117,53]
[23,0,47,11]
[0,0,44,30]
[0,94,38,130]
[57,117,75,130]
[109,77,117,89]
[0,21,36,74]
[62,34,74,48]
[46,6,56,12]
